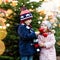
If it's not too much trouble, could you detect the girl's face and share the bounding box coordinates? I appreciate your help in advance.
[40,23,48,32]
[25,19,32,25]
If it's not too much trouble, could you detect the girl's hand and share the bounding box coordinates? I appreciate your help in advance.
[39,43,44,47]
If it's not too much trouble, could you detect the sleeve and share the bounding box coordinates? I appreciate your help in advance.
[44,34,56,48]
[38,35,43,45]
[18,25,37,40]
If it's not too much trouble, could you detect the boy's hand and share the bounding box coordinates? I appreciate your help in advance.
[35,31,40,35]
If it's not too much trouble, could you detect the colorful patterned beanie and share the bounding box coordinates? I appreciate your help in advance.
[20,6,33,23]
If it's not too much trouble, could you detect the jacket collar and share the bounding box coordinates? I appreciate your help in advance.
[21,23,30,29]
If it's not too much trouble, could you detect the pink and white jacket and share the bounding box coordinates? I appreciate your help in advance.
[38,33,56,60]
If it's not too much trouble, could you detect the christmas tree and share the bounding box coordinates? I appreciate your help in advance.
[0,0,60,60]
[0,0,44,60]
[55,16,60,56]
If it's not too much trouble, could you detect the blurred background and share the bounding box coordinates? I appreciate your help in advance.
[0,0,60,60]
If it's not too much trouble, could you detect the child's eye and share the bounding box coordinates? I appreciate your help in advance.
[41,25,43,26]
[41,25,45,26]
[45,25,47,27]
[41,24,44,26]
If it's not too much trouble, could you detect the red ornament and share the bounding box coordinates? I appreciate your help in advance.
[39,27,45,33]
[42,33,48,37]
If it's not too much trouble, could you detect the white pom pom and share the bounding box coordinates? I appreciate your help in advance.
[37,49,40,52]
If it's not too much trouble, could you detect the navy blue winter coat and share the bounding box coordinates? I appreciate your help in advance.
[18,24,37,56]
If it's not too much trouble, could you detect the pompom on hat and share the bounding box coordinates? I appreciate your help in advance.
[41,20,52,30]
[20,6,33,23]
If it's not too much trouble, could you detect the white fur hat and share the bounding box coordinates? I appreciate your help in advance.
[42,20,52,29]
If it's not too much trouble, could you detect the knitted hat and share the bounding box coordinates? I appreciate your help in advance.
[20,6,33,22]
[41,20,52,30]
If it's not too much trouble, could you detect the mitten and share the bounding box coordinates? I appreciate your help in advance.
[39,27,45,33]
[42,32,48,37]
[33,39,40,53]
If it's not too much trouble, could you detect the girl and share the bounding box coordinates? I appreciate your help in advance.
[38,20,56,60]
[18,6,37,60]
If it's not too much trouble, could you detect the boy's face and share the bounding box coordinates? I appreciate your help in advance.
[25,19,32,25]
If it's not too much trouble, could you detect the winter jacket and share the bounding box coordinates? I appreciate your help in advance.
[38,33,56,60]
[18,24,37,56]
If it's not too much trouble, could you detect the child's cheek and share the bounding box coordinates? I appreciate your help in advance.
[44,26,47,30]
[40,26,44,28]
